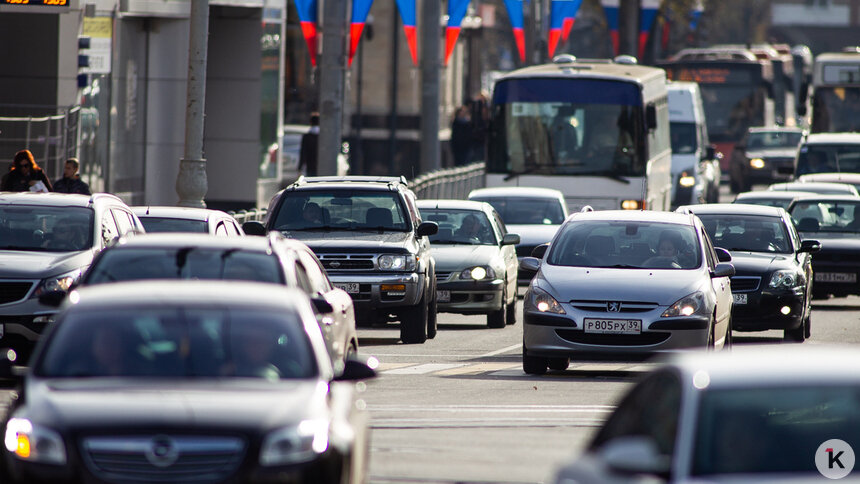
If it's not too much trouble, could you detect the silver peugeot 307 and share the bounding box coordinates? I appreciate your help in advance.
[520,209,735,375]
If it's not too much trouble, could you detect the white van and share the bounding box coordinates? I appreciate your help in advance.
[667,82,721,208]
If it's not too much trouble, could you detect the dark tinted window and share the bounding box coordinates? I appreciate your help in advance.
[670,122,698,154]
[140,217,209,233]
[37,307,317,380]
[86,248,284,284]
[423,209,497,245]
[471,197,566,225]
[796,143,860,175]
[273,190,410,232]
[696,214,791,253]
[0,206,93,252]
[746,130,802,149]
[789,200,860,233]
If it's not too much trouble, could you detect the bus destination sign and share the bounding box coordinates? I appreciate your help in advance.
[666,67,753,85]
[2,0,68,5]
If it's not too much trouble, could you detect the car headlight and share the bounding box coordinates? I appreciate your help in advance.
[679,172,696,187]
[770,270,800,289]
[528,287,566,314]
[378,254,415,271]
[661,291,707,318]
[4,418,67,465]
[459,266,496,281]
[35,269,81,295]
[259,419,329,466]
[749,158,765,169]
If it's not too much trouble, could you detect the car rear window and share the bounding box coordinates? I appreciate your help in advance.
[696,214,792,253]
[139,217,208,233]
[470,197,566,225]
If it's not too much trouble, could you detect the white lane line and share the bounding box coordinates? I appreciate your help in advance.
[478,343,522,358]
[383,363,467,375]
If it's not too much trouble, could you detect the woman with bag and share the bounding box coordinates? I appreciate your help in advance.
[2,149,52,192]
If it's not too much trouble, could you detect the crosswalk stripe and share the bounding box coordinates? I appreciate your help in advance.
[383,363,467,375]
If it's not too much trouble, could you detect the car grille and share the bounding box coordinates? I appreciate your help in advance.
[435,271,453,281]
[516,245,538,258]
[82,435,245,483]
[556,329,670,346]
[0,281,34,304]
[570,300,659,313]
[318,254,375,270]
[731,276,761,293]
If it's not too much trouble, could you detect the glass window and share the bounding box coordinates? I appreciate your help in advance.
[36,307,317,380]
[796,143,860,175]
[699,84,766,142]
[101,211,119,247]
[471,197,566,225]
[139,217,209,233]
[670,122,698,154]
[697,214,792,253]
[422,209,498,245]
[112,209,136,235]
[0,206,94,252]
[298,250,331,294]
[272,190,411,232]
[547,221,701,269]
[745,130,802,149]
[789,201,860,233]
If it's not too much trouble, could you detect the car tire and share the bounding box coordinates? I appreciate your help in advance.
[724,319,733,350]
[522,345,547,375]
[400,293,428,344]
[706,316,715,350]
[784,319,805,343]
[505,288,517,325]
[427,291,438,340]
[487,287,507,328]
[548,357,569,371]
[804,313,811,339]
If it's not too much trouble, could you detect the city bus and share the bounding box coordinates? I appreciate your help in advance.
[657,46,776,171]
[810,48,860,133]
[485,56,672,212]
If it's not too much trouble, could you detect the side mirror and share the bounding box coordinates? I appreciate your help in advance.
[38,290,67,308]
[714,247,732,262]
[531,243,549,259]
[600,436,671,476]
[242,221,267,236]
[711,262,735,278]
[502,233,520,246]
[799,239,821,253]
[311,297,334,314]
[520,257,541,272]
[645,105,657,130]
[333,354,378,382]
[417,221,439,237]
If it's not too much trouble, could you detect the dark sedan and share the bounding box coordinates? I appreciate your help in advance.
[1,281,375,484]
[788,194,860,299]
[678,204,820,341]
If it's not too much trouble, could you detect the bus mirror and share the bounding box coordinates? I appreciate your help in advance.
[646,105,657,130]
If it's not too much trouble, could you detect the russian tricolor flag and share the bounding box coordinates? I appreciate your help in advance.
[294,0,319,66]
[600,0,620,56]
[562,0,583,42]
[394,0,418,65]
[549,0,582,57]
[638,0,660,59]
[444,0,471,66]
[348,0,374,67]
[502,0,526,63]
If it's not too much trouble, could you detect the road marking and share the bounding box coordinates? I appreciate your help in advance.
[434,362,520,376]
[384,363,467,375]
[478,343,522,358]
[376,362,417,371]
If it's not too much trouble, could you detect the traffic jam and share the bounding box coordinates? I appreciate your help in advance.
[3,30,860,484]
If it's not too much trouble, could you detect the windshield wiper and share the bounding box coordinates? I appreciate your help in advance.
[603,264,641,269]
[504,164,548,181]
[587,171,631,185]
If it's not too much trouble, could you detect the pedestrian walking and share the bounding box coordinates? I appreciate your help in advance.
[450,105,472,166]
[53,158,91,195]
[298,112,320,177]
[2,150,52,192]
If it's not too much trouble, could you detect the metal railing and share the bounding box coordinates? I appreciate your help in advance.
[230,208,268,225]
[408,162,486,200]
[0,106,81,180]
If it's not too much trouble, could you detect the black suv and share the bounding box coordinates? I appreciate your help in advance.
[244,176,439,344]
[0,192,144,362]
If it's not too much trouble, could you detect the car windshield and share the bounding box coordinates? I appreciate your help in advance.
[36,307,317,380]
[471,197,566,225]
[670,122,697,155]
[796,144,860,175]
[692,385,860,476]
[697,214,792,253]
[273,189,411,232]
[139,217,208,233]
[0,206,94,252]
[547,221,701,269]
[789,200,860,233]
[746,131,803,149]
[423,209,497,245]
[85,248,284,284]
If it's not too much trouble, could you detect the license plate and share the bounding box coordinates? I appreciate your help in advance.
[334,283,360,294]
[733,293,747,304]
[583,318,641,334]
[436,290,451,303]
[815,272,857,283]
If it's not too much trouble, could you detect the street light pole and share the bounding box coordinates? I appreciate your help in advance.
[176,0,209,208]
[318,0,348,176]
[419,0,441,173]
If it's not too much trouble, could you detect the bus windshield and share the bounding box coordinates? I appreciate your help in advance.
[699,85,765,142]
[811,87,860,133]
[488,78,645,177]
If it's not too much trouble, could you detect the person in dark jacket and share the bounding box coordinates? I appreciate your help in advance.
[2,149,52,192]
[298,112,319,177]
[53,158,91,195]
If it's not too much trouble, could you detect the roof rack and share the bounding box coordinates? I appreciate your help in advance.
[295,175,408,185]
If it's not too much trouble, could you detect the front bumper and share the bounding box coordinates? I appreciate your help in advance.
[436,279,504,315]
[0,294,59,350]
[326,272,423,310]
[523,304,710,357]
[810,262,860,297]
[730,288,805,331]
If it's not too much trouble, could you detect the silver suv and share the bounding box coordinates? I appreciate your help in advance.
[0,192,143,362]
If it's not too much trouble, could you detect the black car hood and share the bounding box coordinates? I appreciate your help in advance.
[801,233,860,252]
[282,230,415,253]
[21,379,328,433]
[728,251,797,276]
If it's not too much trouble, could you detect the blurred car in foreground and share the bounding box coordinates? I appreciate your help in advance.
[732,189,816,210]
[788,194,860,299]
[1,281,376,484]
[768,181,860,196]
[468,186,569,286]
[797,172,860,195]
[0,193,143,363]
[132,206,244,235]
[678,204,819,341]
[554,346,860,483]
[417,200,519,328]
[76,233,358,366]
[729,126,804,193]
[519,210,734,375]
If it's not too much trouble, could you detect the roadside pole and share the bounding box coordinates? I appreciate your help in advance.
[176,0,209,207]
[420,0,442,173]
[318,0,348,176]
[618,0,639,58]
